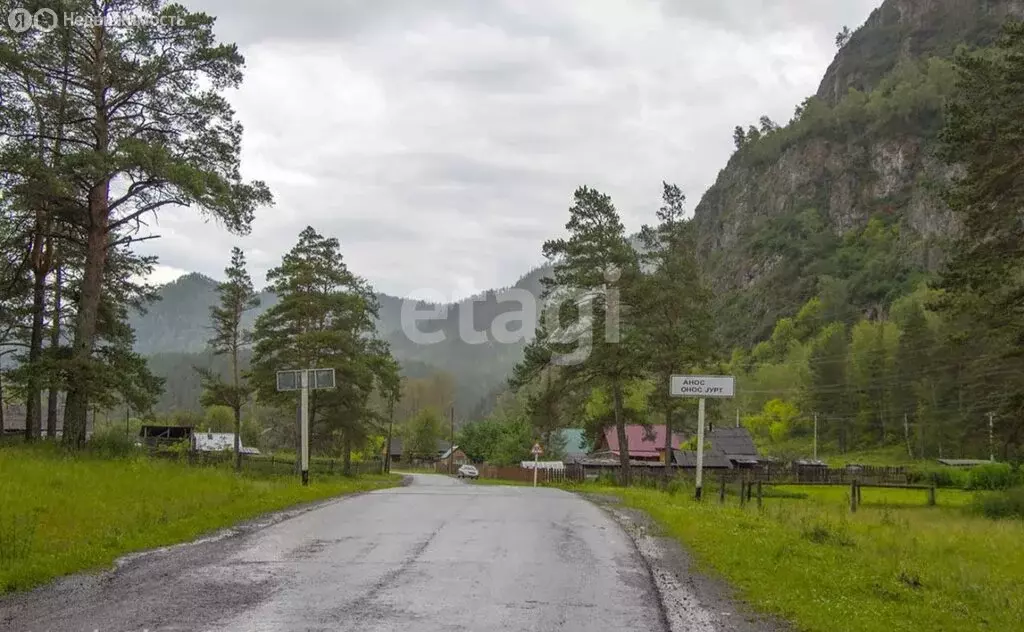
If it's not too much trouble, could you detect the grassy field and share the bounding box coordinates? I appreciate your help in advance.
[0,444,401,594]
[593,481,1023,632]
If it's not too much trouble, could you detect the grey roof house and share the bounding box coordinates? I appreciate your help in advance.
[706,427,771,467]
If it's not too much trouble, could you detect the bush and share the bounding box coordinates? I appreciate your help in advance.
[969,487,1024,520]
[86,429,140,459]
[906,464,971,488]
[966,462,1019,491]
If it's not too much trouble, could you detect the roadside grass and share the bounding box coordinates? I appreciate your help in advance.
[587,481,1023,632]
[0,444,400,594]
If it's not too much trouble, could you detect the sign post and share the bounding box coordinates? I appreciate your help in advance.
[670,375,735,501]
[531,443,543,487]
[278,368,336,486]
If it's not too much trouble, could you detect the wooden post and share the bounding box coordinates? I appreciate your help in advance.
[850,480,858,513]
[719,473,726,504]
[756,480,763,510]
[928,484,936,507]
[746,478,753,503]
[857,480,862,505]
[739,477,747,508]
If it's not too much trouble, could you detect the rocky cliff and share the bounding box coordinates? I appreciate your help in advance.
[692,0,1024,343]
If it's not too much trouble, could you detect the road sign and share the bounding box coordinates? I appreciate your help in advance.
[312,368,336,390]
[531,443,543,456]
[276,370,301,392]
[670,375,735,398]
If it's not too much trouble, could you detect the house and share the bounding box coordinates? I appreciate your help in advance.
[706,426,771,468]
[593,425,686,462]
[672,450,734,469]
[385,438,453,463]
[439,445,469,465]
[1,394,96,437]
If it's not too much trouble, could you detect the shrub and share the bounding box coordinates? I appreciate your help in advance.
[905,464,971,489]
[969,487,1024,520]
[86,428,140,459]
[966,462,1019,491]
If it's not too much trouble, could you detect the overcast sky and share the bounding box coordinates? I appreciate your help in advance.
[140,0,881,300]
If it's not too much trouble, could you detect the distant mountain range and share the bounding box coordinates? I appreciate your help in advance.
[129,266,552,417]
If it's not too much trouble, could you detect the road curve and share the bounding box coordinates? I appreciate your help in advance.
[1,474,669,632]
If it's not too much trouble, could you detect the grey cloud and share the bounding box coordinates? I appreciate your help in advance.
[145,0,881,298]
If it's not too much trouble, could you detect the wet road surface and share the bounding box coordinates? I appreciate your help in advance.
[1,474,670,632]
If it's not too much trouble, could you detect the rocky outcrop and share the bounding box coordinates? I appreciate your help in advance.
[817,0,1024,104]
[692,0,1023,311]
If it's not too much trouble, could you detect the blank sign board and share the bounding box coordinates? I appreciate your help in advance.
[276,370,301,392]
[312,368,336,390]
[670,375,735,398]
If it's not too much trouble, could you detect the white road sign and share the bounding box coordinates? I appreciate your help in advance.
[670,375,735,399]
[531,443,543,456]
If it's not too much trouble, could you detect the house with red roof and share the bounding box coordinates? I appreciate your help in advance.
[593,425,687,463]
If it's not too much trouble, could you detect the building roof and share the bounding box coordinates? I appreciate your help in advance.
[672,450,734,469]
[602,425,685,458]
[707,427,759,458]
[937,458,993,467]
[1,395,95,432]
[440,445,465,460]
[559,429,589,456]
[521,461,565,470]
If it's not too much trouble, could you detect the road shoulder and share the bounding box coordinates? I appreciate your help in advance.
[583,493,792,632]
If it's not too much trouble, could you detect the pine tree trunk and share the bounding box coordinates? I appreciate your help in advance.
[63,184,110,449]
[612,380,630,486]
[46,259,62,439]
[0,370,5,434]
[25,225,49,442]
[343,430,352,477]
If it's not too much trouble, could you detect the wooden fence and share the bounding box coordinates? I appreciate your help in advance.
[152,450,384,476]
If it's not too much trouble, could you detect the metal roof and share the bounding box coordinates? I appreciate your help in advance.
[707,427,759,457]
[192,432,239,452]
[521,461,565,470]
[937,458,994,467]
[672,450,734,469]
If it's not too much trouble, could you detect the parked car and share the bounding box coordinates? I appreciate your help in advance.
[457,464,479,479]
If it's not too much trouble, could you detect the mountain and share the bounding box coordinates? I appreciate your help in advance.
[129,266,552,416]
[692,0,1024,343]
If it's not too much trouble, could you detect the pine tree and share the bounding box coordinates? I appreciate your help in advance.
[936,20,1024,458]
[634,183,715,483]
[198,247,260,471]
[538,186,642,485]
[0,0,272,447]
[250,227,395,469]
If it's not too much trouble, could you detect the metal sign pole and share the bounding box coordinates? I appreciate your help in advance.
[300,370,309,486]
[695,397,705,500]
[533,451,539,487]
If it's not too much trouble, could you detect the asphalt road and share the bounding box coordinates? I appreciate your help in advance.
[1,474,678,632]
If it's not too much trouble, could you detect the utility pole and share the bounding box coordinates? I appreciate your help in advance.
[813,412,818,461]
[300,370,309,486]
[449,405,455,475]
[988,412,995,462]
[735,408,740,428]
[695,397,706,500]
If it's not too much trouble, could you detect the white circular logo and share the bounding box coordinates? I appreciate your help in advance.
[7,8,32,32]
[33,8,58,32]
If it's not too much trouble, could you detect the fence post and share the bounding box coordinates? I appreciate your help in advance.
[928,484,936,507]
[719,473,726,504]
[739,477,747,508]
[850,480,858,513]
[856,480,862,505]
[756,480,763,510]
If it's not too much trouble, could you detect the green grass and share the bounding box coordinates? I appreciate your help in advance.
[0,444,401,594]
[586,481,1023,632]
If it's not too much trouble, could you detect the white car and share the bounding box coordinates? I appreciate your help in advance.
[456,464,479,479]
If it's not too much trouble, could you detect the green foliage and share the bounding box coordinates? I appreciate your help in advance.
[202,405,236,433]
[744,399,802,444]
[970,487,1024,520]
[404,408,444,460]
[85,428,141,459]
[966,463,1020,491]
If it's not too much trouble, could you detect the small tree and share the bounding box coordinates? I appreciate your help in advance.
[406,408,444,462]
[198,247,260,471]
[836,26,852,49]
